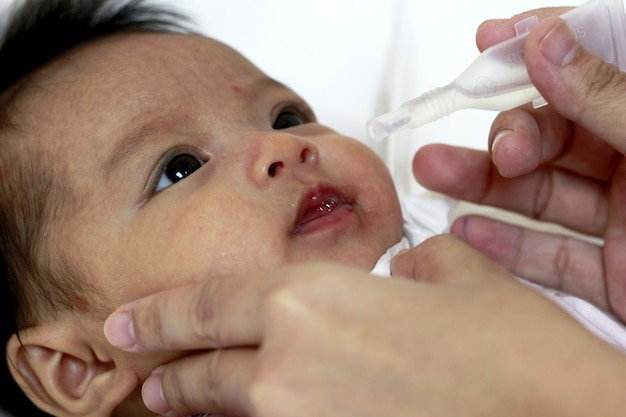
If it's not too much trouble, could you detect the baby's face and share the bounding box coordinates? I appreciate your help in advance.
[22,33,402,310]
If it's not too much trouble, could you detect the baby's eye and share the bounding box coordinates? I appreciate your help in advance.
[273,111,305,130]
[155,153,204,193]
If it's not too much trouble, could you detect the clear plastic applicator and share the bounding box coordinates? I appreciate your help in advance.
[367,0,626,141]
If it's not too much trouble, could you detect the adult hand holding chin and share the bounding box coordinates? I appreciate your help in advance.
[104,235,626,417]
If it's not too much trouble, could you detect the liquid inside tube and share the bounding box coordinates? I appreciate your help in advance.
[367,0,626,141]
[368,86,458,141]
[367,84,541,142]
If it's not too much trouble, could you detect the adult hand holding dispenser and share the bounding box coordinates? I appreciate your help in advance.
[367,0,626,141]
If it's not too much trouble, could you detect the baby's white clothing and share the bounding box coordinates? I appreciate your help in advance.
[371,192,626,352]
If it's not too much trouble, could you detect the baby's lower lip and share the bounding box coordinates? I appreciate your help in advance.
[294,193,354,235]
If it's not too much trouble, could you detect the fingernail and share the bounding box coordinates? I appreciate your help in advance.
[458,217,469,240]
[104,311,137,350]
[491,129,513,156]
[142,373,172,416]
[449,217,468,241]
[539,19,579,67]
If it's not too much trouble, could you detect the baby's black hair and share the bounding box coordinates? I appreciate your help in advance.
[0,0,195,415]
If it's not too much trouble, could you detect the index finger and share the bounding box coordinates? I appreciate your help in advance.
[104,270,267,352]
[488,104,621,179]
[413,144,610,237]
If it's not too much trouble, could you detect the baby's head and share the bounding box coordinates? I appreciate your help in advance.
[0,0,403,415]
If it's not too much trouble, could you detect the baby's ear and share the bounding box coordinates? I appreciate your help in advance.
[6,320,139,417]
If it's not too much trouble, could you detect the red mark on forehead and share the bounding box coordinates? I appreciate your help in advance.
[231,85,242,94]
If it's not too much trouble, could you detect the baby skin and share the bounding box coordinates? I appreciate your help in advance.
[7,32,404,416]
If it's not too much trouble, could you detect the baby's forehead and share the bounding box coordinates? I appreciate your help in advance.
[23,32,261,94]
[12,32,269,125]
[62,32,262,87]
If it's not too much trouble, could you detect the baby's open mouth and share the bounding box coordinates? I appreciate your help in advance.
[293,187,354,234]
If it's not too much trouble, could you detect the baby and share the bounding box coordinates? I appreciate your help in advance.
[1,1,625,417]
[0,0,404,415]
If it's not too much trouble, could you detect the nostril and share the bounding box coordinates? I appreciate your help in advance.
[268,162,283,177]
[300,148,313,163]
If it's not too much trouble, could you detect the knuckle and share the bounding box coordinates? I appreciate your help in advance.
[248,361,291,417]
[261,262,340,322]
[189,280,222,346]
[553,237,571,289]
[264,275,311,320]
[590,195,609,233]
[161,357,221,414]
[576,60,626,119]
[133,295,170,348]
[160,364,192,411]
[531,168,553,220]
[581,59,619,93]
[203,350,227,409]
[248,378,275,417]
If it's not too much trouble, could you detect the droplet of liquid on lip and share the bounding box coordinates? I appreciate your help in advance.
[316,195,340,213]
[294,194,346,234]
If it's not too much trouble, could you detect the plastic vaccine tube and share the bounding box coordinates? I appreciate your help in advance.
[367,0,626,141]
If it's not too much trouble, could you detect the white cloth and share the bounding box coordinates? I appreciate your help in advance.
[372,192,626,352]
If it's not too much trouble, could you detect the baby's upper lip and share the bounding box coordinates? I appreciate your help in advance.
[293,186,353,234]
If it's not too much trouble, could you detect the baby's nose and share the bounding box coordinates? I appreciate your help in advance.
[249,132,319,187]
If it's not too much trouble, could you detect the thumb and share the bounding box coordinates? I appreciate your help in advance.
[525,16,626,154]
[391,234,513,286]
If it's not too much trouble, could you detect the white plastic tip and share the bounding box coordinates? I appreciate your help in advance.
[366,108,411,141]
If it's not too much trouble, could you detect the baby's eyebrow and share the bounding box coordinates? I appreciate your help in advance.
[105,120,163,176]
[104,100,198,175]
